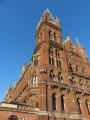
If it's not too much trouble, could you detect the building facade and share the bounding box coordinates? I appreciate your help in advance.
[1,8,90,120]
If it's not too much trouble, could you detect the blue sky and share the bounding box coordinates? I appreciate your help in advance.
[0,0,90,102]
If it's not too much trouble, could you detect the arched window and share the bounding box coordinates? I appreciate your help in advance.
[49,56,54,66]
[77,98,82,114]
[32,72,38,84]
[61,95,65,112]
[52,93,56,110]
[85,100,90,114]
[49,47,53,55]
[50,70,55,80]
[58,72,63,82]
[49,56,51,65]
[48,31,51,40]
[56,50,59,57]
[54,33,56,41]
[56,59,61,68]
[34,59,38,66]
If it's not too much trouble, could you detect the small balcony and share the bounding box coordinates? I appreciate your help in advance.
[49,80,69,90]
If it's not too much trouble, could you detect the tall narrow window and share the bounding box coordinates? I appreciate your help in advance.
[49,47,53,55]
[54,33,56,41]
[34,59,38,66]
[52,93,56,110]
[50,70,55,80]
[49,56,51,65]
[58,72,63,82]
[69,64,73,72]
[56,50,59,57]
[77,98,82,114]
[32,72,38,84]
[56,59,61,68]
[52,57,54,65]
[61,95,65,112]
[49,56,54,66]
[85,100,90,115]
[49,31,51,40]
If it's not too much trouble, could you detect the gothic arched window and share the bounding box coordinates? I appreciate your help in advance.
[49,47,53,55]
[49,57,54,65]
[52,93,56,110]
[61,95,65,112]
[58,72,63,82]
[54,33,56,41]
[48,31,51,40]
[56,50,59,57]
[50,70,55,80]
[77,98,82,114]
[56,59,61,68]
[34,59,38,66]
[32,72,38,84]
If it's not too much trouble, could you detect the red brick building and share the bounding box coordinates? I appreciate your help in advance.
[1,8,90,120]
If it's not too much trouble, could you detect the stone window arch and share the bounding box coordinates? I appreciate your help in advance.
[52,93,56,110]
[49,47,53,55]
[50,70,55,80]
[34,59,38,66]
[77,98,82,114]
[61,95,66,112]
[49,56,54,65]
[32,72,38,84]
[58,72,63,82]
[55,50,59,57]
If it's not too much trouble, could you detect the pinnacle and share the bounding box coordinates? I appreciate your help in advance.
[76,38,82,47]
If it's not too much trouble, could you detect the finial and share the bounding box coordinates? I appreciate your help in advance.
[76,38,81,47]
[56,16,60,22]
[66,34,70,40]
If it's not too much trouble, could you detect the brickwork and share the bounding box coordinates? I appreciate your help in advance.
[2,8,90,120]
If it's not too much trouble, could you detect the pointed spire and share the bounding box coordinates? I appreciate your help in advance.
[56,16,60,22]
[76,38,82,47]
[5,84,10,95]
[46,8,50,14]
